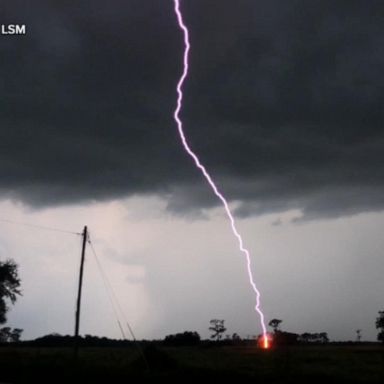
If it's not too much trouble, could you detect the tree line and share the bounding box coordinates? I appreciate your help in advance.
[1,258,384,345]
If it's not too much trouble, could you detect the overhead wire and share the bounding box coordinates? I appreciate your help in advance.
[87,235,127,340]
[87,234,149,370]
[0,218,81,235]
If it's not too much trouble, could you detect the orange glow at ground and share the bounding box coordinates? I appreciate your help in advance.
[258,334,273,349]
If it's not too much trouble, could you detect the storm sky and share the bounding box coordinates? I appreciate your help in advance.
[1,0,384,341]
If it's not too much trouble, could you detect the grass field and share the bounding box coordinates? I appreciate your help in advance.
[0,344,383,382]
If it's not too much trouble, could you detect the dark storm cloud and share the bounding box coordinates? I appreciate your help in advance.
[1,0,383,218]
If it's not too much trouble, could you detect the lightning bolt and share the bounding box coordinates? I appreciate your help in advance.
[172,0,268,347]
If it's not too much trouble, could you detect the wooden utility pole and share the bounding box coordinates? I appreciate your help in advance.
[74,225,88,359]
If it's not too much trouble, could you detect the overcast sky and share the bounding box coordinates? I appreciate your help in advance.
[1,0,384,341]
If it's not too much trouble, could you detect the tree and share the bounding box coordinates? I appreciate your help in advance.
[376,311,384,343]
[318,332,329,343]
[209,319,226,341]
[10,328,23,342]
[163,331,201,346]
[268,318,282,333]
[0,259,21,324]
[299,332,329,344]
[0,326,11,342]
[356,329,362,342]
[274,331,299,346]
[0,327,23,343]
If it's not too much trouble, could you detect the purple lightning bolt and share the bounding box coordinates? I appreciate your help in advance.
[172,0,268,347]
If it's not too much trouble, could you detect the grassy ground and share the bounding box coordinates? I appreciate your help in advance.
[0,344,383,382]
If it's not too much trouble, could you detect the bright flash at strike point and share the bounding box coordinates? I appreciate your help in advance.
[260,334,272,349]
[172,0,268,348]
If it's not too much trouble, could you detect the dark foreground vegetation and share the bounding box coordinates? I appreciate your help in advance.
[0,341,383,383]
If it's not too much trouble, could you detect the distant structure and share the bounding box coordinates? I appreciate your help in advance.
[356,329,362,342]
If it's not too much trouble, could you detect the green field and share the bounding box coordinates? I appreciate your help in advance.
[0,344,383,382]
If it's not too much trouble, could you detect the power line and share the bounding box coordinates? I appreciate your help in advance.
[87,236,127,340]
[0,218,81,236]
[88,237,136,337]
[87,235,149,370]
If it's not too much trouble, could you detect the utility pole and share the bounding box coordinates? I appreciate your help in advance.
[74,225,88,359]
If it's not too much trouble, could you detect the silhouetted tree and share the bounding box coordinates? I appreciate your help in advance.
[209,319,226,341]
[0,327,23,343]
[356,329,362,342]
[299,332,329,344]
[274,330,299,346]
[163,331,200,346]
[268,318,282,333]
[376,311,384,343]
[10,328,23,342]
[0,259,21,324]
[318,332,329,343]
[0,326,11,342]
